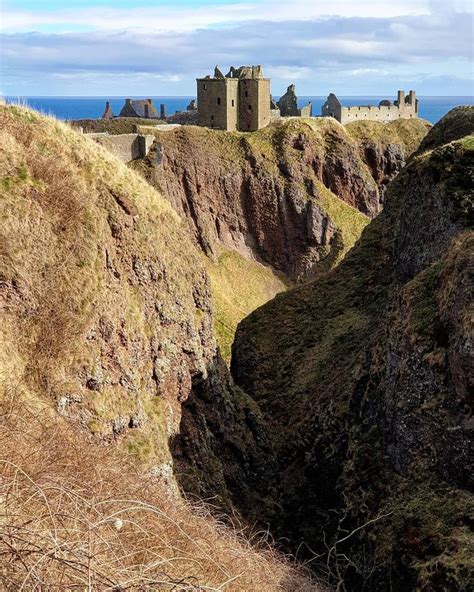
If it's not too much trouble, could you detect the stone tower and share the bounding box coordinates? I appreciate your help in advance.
[197,65,270,131]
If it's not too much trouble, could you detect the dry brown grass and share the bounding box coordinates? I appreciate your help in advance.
[0,392,321,591]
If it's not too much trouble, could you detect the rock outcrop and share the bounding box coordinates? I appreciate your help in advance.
[231,108,474,590]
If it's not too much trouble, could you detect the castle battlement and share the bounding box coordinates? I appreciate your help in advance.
[322,91,418,124]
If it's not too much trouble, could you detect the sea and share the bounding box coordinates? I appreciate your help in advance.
[4,95,473,124]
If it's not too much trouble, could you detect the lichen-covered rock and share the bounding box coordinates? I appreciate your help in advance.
[231,108,474,590]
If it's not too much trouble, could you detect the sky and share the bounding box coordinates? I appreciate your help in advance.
[1,0,473,97]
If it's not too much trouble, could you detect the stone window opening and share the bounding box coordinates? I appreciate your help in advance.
[248,104,252,111]
[245,91,249,97]
[211,115,214,121]
[231,99,235,107]
[203,84,208,91]
[217,97,221,106]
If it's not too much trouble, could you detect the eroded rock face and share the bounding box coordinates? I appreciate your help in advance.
[360,142,405,203]
[0,105,276,518]
[138,118,428,281]
[231,108,474,590]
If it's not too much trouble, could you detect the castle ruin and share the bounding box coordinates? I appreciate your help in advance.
[100,71,419,132]
[322,90,418,124]
[197,65,271,131]
[277,85,312,118]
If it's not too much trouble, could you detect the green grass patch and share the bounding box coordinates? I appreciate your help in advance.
[315,180,370,263]
[205,248,289,361]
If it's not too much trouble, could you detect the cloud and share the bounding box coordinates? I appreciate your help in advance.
[1,0,472,95]
[2,1,432,33]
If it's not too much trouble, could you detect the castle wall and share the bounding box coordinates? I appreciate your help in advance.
[90,133,155,162]
[197,78,239,131]
[256,78,270,130]
[299,104,312,118]
[226,79,239,131]
[238,78,270,131]
[322,90,418,125]
[339,102,417,124]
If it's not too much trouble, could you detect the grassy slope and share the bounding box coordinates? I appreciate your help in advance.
[205,249,289,361]
[315,181,370,265]
[345,117,432,156]
[1,105,196,462]
[0,105,320,590]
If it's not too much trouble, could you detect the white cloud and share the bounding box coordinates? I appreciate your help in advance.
[267,66,312,80]
[1,0,472,95]
[2,1,432,33]
[349,68,389,76]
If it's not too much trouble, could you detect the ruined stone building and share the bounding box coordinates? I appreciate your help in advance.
[322,90,418,124]
[197,65,271,131]
[102,101,114,119]
[277,85,312,117]
[119,99,159,119]
[101,99,162,120]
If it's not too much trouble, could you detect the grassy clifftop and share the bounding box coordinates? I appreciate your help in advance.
[346,117,431,155]
[71,116,165,134]
[0,105,319,590]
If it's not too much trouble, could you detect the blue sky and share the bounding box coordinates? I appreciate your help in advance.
[1,0,473,96]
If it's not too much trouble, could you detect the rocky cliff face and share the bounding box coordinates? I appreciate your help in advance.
[0,105,276,520]
[136,117,429,281]
[231,108,473,590]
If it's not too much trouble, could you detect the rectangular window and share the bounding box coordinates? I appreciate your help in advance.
[231,99,235,107]
[248,104,252,111]
[203,84,208,90]
[245,91,248,97]
[211,115,214,121]
[217,97,221,105]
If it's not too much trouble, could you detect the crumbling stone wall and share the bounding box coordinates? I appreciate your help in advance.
[91,133,155,162]
[277,85,312,118]
[322,90,418,124]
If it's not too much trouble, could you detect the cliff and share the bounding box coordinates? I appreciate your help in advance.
[136,117,429,281]
[231,108,474,590]
[133,117,429,358]
[0,105,317,590]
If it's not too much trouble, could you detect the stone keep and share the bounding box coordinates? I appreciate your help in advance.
[197,65,270,131]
